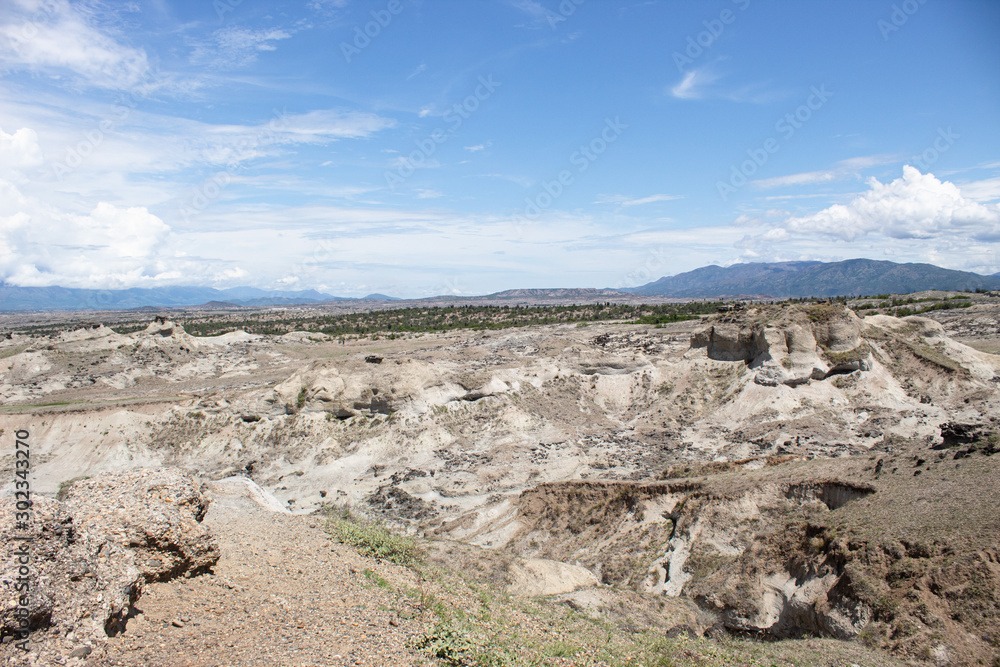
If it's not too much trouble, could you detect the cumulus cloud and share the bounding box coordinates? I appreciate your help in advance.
[781,166,1000,242]
[0,127,43,172]
[0,178,173,287]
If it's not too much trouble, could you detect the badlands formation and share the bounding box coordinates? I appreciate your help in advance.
[1,302,999,666]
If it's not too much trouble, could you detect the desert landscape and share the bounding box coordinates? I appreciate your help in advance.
[1,292,998,666]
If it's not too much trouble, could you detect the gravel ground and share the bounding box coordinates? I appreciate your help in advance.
[93,486,427,667]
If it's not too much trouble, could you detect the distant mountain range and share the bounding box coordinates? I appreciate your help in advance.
[0,284,397,312]
[622,259,1000,298]
[1,259,998,311]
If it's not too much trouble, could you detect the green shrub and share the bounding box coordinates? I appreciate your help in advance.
[415,620,480,666]
[414,619,514,667]
[327,513,422,567]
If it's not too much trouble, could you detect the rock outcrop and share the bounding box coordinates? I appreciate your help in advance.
[689,304,869,387]
[0,469,218,648]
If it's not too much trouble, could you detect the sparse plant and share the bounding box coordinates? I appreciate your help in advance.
[363,568,392,590]
[56,475,91,501]
[325,507,422,567]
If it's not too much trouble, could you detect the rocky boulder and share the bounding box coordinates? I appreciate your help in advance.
[0,469,218,647]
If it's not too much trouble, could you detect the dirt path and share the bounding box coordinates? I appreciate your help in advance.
[96,483,427,667]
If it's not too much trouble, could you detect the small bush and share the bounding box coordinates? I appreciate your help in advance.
[296,386,308,408]
[56,475,91,501]
[416,620,479,666]
[327,512,422,567]
[414,619,515,667]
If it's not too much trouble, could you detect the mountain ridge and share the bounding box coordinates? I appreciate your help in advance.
[2,259,999,311]
[0,284,347,312]
[622,259,1000,298]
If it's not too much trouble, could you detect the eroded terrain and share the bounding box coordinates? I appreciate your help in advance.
[2,299,999,665]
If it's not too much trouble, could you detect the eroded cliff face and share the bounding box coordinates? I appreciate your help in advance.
[689,303,869,387]
[494,476,877,640]
[493,426,1000,666]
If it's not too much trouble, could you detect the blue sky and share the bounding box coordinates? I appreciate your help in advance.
[1,0,998,297]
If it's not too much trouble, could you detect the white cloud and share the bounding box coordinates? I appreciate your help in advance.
[0,127,43,172]
[781,166,1000,242]
[192,26,293,69]
[274,109,396,142]
[956,176,1000,203]
[415,189,443,199]
[407,62,427,80]
[595,193,683,206]
[670,68,718,100]
[751,154,897,189]
[0,178,174,287]
[464,143,490,152]
[480,173,533,188]
[508,0,559,28]
[309,0,349,11]
[621,194,683,207]
[753,170,839,189]
[669,66,779,104]
[0,0,150,89]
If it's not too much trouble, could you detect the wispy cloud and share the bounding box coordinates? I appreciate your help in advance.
[958,176,1000,203]
[670,65,782,104]
[0,0,150,90]
[480,173,533,187]
[595,193,683,206]
[464,142,491,152]
[406,62,427,80]
[508,0,559,28]
[751,154,898,189]
[670,67,719,100]
[191,26,293,69]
